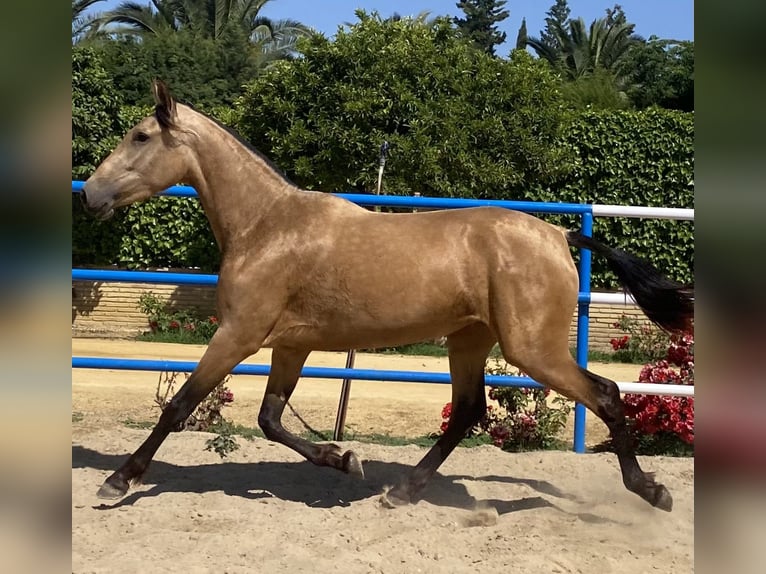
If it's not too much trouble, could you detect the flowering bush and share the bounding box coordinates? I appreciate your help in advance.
[138,292,219,343]
[154,371,235,432]
[437,356,571,451]
[621,331,694,455]
[609,314,672,363]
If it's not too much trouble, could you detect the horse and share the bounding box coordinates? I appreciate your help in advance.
[81,80,693,511]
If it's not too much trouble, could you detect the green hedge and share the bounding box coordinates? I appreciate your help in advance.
[525,108,694,288]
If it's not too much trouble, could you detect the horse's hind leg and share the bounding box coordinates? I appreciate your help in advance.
[97,328,253,499]
[506,351,673,512]
[381,324,496,507]
[576,366,673,511]
[257,346,364,477]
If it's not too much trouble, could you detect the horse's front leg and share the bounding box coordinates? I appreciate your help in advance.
[96,327,255,499]
[257,346,364,478]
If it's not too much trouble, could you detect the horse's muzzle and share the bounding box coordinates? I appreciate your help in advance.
[80,185,115,220]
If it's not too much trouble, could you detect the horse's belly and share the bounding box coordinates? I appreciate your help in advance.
[264,295,480,351]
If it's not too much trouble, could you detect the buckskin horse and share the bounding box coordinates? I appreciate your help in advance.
[81,80,693,511]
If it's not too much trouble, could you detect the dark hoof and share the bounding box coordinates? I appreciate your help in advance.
[96,477,129,500]
[342,450,364,479]
[650,484,673,512]
[379,486,411,509]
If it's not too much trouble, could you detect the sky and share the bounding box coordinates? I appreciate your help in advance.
[84,0,694,54]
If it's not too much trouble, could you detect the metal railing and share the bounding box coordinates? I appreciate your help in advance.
[72,181,694,451]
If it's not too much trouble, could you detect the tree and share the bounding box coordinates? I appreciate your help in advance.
[95,0,312,59]
[72,0,106,42]
[527,16,637,80]
[85,1,314,108]
[453,0,510,55]
[93,27,256,108]
[618,37,694,111]
[235,11,569,199]
[537,0,570,62]
[515,18,527,50]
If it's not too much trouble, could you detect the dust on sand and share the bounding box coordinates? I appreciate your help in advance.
[73,339,693,573]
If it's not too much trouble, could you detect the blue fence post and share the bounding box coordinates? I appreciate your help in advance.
[573,211,594,453]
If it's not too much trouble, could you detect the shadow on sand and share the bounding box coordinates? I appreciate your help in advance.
[72,444,625,524]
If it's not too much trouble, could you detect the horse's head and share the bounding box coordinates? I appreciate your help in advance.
[81,80,192,220]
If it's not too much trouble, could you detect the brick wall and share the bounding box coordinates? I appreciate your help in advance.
[72,280,650,350]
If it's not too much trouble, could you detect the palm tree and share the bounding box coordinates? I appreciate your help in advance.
[92,1,176,37]
[72,0,107,42]
[95,0,312,47]
[526,16,637,80]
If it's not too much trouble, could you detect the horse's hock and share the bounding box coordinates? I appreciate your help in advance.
[71,279,647,351]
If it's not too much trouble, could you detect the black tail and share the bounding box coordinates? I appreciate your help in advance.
[566,232,694,333]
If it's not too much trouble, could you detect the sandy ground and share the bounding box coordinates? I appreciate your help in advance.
[72,338,693,573]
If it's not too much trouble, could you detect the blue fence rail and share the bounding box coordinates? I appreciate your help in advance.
[72,181,592,451]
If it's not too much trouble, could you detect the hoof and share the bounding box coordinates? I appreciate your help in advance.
[650,484,673,512]
[342,450,364,479]
[96,478,129,500]
[379,486,411,509]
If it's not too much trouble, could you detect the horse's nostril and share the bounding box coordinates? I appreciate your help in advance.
[80,190,88,206]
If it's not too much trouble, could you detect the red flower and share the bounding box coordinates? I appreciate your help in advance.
[209,316,218,324]
[489,425,510,447]
[184,323,195,331]
[169,320,180,330]
[441,402,452,420]
[610,335,629,350]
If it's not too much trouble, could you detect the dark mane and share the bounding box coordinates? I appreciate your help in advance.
[159,102,297,187]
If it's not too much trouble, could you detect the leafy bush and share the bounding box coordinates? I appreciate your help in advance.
[137,292,219,344]
[609,314,673,363]
[438,357,571,451]
[235,11,569,197]
[530,108,694,289]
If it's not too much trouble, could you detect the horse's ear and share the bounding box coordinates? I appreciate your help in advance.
[151,79,176,128]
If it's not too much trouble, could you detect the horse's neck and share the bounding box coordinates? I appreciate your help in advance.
[183,110,294,252]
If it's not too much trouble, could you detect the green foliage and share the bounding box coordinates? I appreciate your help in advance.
[91,28,258,108]
[235,11,569,198]
[118,197,219,270]
[137,292,220,343]
[482,358,572,451]
[609,314,673,364]
[72,47,150,266]
[537,0,571,61]
[71,48,220,269]
[454,0,510,55]
[559,68,630,110]
[436,357,571,452]
[527,15,635,78]
[71,46,126,179]
[205,421,241,458]
[631,432,694,457]
[618,38,694,111]
[528,108,694,289]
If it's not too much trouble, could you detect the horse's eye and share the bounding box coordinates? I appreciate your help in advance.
[134,132,150,143]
